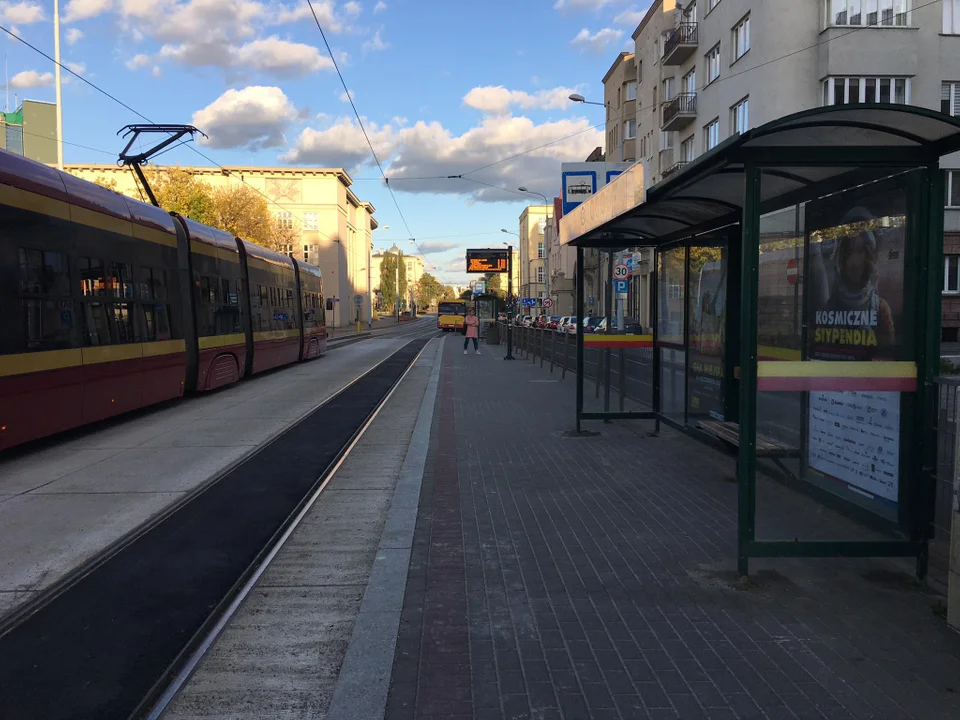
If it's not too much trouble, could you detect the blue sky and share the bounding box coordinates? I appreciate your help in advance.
[1,0,649,285]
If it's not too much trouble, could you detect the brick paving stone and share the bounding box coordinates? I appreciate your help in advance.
[384,338,960,720]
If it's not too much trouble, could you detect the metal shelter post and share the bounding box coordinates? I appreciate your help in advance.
[737,163,761,577]
[505,244,515,360]
[576,246,584,434]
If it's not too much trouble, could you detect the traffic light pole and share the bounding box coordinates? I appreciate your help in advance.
[505,245,515,360]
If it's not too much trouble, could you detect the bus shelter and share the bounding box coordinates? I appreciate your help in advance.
[559,105,960,576]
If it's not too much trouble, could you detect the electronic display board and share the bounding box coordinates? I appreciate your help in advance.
[466,249,509,273]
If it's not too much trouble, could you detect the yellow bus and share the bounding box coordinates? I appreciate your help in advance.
[437,299,467,331]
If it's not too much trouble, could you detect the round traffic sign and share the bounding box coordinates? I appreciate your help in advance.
[613,263,629,280]
[786,258,798,285]
[353,294,363,306]
[542,297,553,308]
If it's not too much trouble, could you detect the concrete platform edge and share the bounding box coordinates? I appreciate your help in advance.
[324,338,442,720]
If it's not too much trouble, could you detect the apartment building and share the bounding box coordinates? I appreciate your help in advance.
[518,205,551,314]
[612,0,960,340]
[603,53,638,163]
[65,165,377,328]
[0,100,57,165]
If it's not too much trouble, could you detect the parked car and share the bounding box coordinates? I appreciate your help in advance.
[583,316,603,333]
[546,315,561,330]
[595,318,645,334]
[556,317,574,333]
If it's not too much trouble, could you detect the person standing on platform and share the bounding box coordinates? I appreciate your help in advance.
[463,307,480,355]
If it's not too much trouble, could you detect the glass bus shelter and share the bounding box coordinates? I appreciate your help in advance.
[559,105,960,576]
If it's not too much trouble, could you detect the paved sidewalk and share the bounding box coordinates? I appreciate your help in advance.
[384,336,960,720]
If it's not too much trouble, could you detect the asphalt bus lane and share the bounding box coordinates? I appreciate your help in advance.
[0,336,432,720]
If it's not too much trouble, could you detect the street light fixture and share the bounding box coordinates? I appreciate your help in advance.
[569,94,622,163]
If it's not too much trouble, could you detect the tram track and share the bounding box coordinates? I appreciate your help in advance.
[0,331,438,720]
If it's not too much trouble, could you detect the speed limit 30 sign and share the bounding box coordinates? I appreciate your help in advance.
[613,263,629,280]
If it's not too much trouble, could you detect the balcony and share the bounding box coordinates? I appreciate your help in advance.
[661,161,689,179]
[662,23,698,66]
[661,93,697,132]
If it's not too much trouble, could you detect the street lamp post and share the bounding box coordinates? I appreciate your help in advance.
[53,0,63,170]
[518,187,550,317]
[500,231,517,361]
[570,93,622,163]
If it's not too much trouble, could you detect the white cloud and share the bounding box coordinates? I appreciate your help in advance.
[343,0,361,15]
[285,114,602,203]
[65,28,84,44]
[192,85,299,150]
[157,36,332,77]
[0,1,44,24]
[66,61,86,74]
[463,85,578,115]
[339,89,355,102]
[9,69,53,88]
[554,0,620,12]
[419,241,460,254]
[373,0,386,12]
[126,53,151,70]
[362,27,388,53]
[570,27,623,53]
[613,4,647,26]
[64,0,112,22]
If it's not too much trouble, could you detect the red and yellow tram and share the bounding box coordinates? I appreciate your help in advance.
[0,149,327,451]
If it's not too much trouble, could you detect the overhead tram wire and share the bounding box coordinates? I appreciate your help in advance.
[0,23,341,248]
[305,0,433,269]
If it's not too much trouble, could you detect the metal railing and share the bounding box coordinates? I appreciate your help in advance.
[662,93,697,128]
[663,22,698,58]
[662,161,689,179]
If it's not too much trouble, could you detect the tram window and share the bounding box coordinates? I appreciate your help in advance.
[222,278,238,305]
[107,262,134,299]
[83,303,111,345]
[141,304,171,342]
[80,257,106,296]
[286,289,294,308]
[19,248,70,296]
[22,298,75,350]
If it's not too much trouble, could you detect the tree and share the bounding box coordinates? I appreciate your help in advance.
[415,273,445,308]
[92,175,119,192]
[207,184,276,249]
[442,285,456,300]
[380,254,397,312]
[459,288,473,300]
[145,167,214,225]
[483,272,502,292]
[397,251,408,310]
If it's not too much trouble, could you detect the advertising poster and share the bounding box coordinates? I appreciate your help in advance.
[687,248,726,420]
[803,183,907,506]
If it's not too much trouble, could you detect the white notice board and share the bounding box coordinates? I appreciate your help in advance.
[807,390,900,503]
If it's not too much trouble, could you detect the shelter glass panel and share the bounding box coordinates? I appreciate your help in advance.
[658,246,686,422]
[755,168,917,530]
[687,242,727,422]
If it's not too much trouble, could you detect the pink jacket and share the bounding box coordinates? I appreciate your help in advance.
[465,315,479,338]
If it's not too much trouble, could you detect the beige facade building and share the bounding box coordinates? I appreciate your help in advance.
[603,53,638,164]
[517,205,551,314]
[64,164,377,328]
[370,244,424,311]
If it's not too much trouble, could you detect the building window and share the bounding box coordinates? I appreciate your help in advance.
[683,1,697,23]
[638,60,643,83]
[706,44,721,84]
[302,245,310,263]
[624,119,637,139]
[704,118,720,151]
[682,68,696,95]
[681,134,696,163]
[662,77,675,102]
[653,87,657,114]
[943,82,960,116]
[669,280,683,299]
[830,0,910,27]
[303,212,318,230]
[537,266,545,284]
[947,171,960,208]
[947,0,960,33]
[661,130,675,150]
[282,244,294,257]
[732,96,749,135]
[823,76,909,105]
[708,0,721,10]
[946,256,960,294]
[625,80,637,101]
[537,241,544,259]
[276,211,293,229]
[733,14,750,61]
